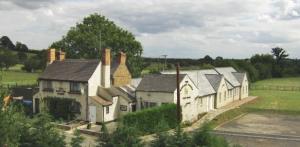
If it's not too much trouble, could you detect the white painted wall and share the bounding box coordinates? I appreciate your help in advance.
[101,65,111,88]
[240,76,249,99]
[88,62,101,96]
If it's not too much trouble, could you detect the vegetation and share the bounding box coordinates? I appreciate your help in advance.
[143,48,300,82]
[151,123,238,147]
[71,129,84,147]
[51,13,143,77]
[97,125,143,147]
[44,97,81,121]
[0,92,66,147]
[122,104,177,135]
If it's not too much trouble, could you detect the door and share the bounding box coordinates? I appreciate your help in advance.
[35,99,40,113]
[89,106,96,123]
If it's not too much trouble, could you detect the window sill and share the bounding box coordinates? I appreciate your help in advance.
[68,91,82,95]
[42,88,54,92]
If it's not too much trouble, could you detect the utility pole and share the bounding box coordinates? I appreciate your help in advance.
[99,30,102,59]
[162,55,167,71]
[176,63,181,124]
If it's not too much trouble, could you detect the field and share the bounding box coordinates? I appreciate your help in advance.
[210,77,300,128]
[0,64,40,86]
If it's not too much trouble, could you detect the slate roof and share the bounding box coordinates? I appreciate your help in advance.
[162,69,217,97]
[205,74,223,92]
[39,59,100,82]
[136,74,186,92]
[214,67,240,87]
[90,96,112,106]
[232,72,246,84]
[98,87,135,102]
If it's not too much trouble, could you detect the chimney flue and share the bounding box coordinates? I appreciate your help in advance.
[47,48,56,65]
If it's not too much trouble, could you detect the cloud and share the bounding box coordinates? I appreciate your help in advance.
[1,0,300,58]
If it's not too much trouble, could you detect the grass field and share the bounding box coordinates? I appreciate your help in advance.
[210,77,300,128]
[252,77,300,87]
[0,65,40,86]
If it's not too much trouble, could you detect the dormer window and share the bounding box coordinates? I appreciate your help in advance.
[70,82,81,94]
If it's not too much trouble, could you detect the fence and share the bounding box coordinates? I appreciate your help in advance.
[0,82,38,92]
[250,85,300,91]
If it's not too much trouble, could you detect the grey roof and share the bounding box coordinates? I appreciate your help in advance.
[39,59,100,82]
[214,67,240,87]
[98,87,135,102]
[136,74,186,92]
[205,74,223,92]
[162,69,217,96]
[225,80,234,90]
[232,72,246,84]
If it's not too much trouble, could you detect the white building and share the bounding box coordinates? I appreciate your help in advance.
[136,67,249,123]
[33,48,135,123]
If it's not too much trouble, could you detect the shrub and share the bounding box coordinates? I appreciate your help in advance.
[122,104,177,135]
[44,97,81,121]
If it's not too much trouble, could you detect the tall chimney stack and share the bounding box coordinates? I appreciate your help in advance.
[101,48,111,88]
[47,48,56,65]
[57,50,66,61]
[118,52,126,65]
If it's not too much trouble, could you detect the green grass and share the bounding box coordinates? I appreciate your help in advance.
[252,77,300,87]
[210,77,300,128]
[0,70,39,86]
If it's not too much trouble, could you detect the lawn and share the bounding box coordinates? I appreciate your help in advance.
[252,77,300,87]
[0,70,40,86]
[210,77,300,128]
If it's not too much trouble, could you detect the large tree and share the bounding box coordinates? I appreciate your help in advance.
[0,36,15,50]
[51,13,143,77]
[271,47,289,64]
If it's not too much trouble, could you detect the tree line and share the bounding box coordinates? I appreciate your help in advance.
[0,36,47,72]
[144,47,299,82]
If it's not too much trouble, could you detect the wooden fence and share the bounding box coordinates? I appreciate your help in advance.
[250,85,300,91]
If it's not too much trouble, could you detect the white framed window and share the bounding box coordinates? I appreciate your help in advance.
[106,106,109,114]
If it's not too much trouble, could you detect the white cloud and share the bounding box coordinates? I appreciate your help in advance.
[0,0,300,58]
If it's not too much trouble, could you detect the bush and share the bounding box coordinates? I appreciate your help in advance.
[44,97,81,121]
[122,104,177,135]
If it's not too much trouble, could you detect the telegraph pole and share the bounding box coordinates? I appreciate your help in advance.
[176,63,181,124]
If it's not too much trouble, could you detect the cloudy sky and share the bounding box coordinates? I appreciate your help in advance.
[0,0,300,58]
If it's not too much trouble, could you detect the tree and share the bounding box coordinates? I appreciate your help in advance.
[51,13,143,77]
[22,56,41,72]
[202,55,214,65]
[15,42,29,52]
[102,126,143,147]
[271,47,288,64]
[0,49,18,69]
[71,129,84,147]
[18,51,28,62]
[0,36,15,50]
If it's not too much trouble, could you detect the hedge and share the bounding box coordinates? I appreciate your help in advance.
[44,97,81,121]
[121,104,177,135]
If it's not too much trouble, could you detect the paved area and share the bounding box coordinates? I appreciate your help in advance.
[141,96,257,142]
[215,112,300,147]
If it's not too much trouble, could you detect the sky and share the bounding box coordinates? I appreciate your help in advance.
[0,0,300,59]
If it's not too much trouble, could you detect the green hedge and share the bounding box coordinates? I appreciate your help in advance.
[44,97,81,121]
[122,104,177,135]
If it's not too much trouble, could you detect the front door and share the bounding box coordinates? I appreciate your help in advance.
[89,106,96,123]
[35,99,40,113]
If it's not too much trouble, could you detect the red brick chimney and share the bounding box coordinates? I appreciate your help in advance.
[47,48,56,64]
[118,52,126,65]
